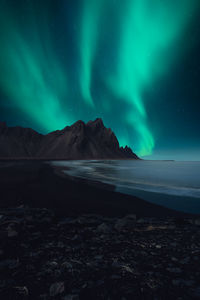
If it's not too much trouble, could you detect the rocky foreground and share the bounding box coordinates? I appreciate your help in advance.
[0,207,200,299]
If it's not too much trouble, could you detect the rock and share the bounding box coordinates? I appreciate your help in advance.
[72,234,82,243]
[190,287,200,298]
[97,223,111,233]
[121,265,134,274]
[172,279,194,287]
[61,262,73,270]
[63,294,79,300]
[14,286,29,296]
[112,261,123,268]
[47,261,58,269]
[49,282,65,297]
[114,215,136,231]
[137,218,146,223]
[7,225,18,237]
[180,257,190,264]
[166,267,182,273]
[194,219,200,226]
[126,214,137,221]
[171,257,178,262]
[94,255,103,261]
[0,259,19,270]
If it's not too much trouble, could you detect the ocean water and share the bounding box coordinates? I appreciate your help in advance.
[51,160,200,214]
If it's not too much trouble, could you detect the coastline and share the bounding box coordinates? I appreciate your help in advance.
[0,160,195,218]
[1,161,200,299]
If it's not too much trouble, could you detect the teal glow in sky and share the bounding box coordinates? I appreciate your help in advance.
[0,0,200,159]
[80,0,105,107]
[108,0,198,155]
[0,1,72,132]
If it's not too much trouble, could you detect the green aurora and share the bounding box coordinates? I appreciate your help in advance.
[80,0,106,107]
[0,0,199,156]
[0,1,72,132]
[109,0,198,155]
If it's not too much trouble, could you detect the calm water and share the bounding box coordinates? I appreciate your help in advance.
[51,160,200,214]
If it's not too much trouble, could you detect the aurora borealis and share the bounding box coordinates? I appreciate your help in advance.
[0,0,200,159]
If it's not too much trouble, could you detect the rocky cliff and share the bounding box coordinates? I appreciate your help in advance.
[0,119,139,159]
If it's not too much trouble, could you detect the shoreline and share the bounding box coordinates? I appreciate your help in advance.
[1,161,200,299]
[53,162,200,216]
[0,160,196,218]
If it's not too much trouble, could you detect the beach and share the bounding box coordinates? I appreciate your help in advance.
[0,161,200,299]
[0,161,194,217]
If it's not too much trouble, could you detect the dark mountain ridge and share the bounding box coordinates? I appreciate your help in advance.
[0,119,139,159]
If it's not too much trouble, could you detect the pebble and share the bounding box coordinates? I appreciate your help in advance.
[0,207,200,299]
[49,282,65,297]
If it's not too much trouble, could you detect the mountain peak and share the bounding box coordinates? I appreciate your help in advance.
[71,120,85,129]
[0,119,139,160]
[87,118,104,127]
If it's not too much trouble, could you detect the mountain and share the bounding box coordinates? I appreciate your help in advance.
[0,119,139,159]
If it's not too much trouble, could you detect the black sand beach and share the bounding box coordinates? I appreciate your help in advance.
[0,161,193,217]
[0,161,200,299]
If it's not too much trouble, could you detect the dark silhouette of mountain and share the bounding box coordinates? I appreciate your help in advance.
[0,119,139,159]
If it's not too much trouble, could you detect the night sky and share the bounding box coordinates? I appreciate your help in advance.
[0,0,200,160]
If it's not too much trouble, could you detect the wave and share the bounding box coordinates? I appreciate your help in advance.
[51,160,200,199]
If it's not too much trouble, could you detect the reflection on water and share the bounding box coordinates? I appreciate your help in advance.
[51,160,200,214]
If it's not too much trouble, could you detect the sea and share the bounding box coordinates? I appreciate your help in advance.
[51,160,200,214]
